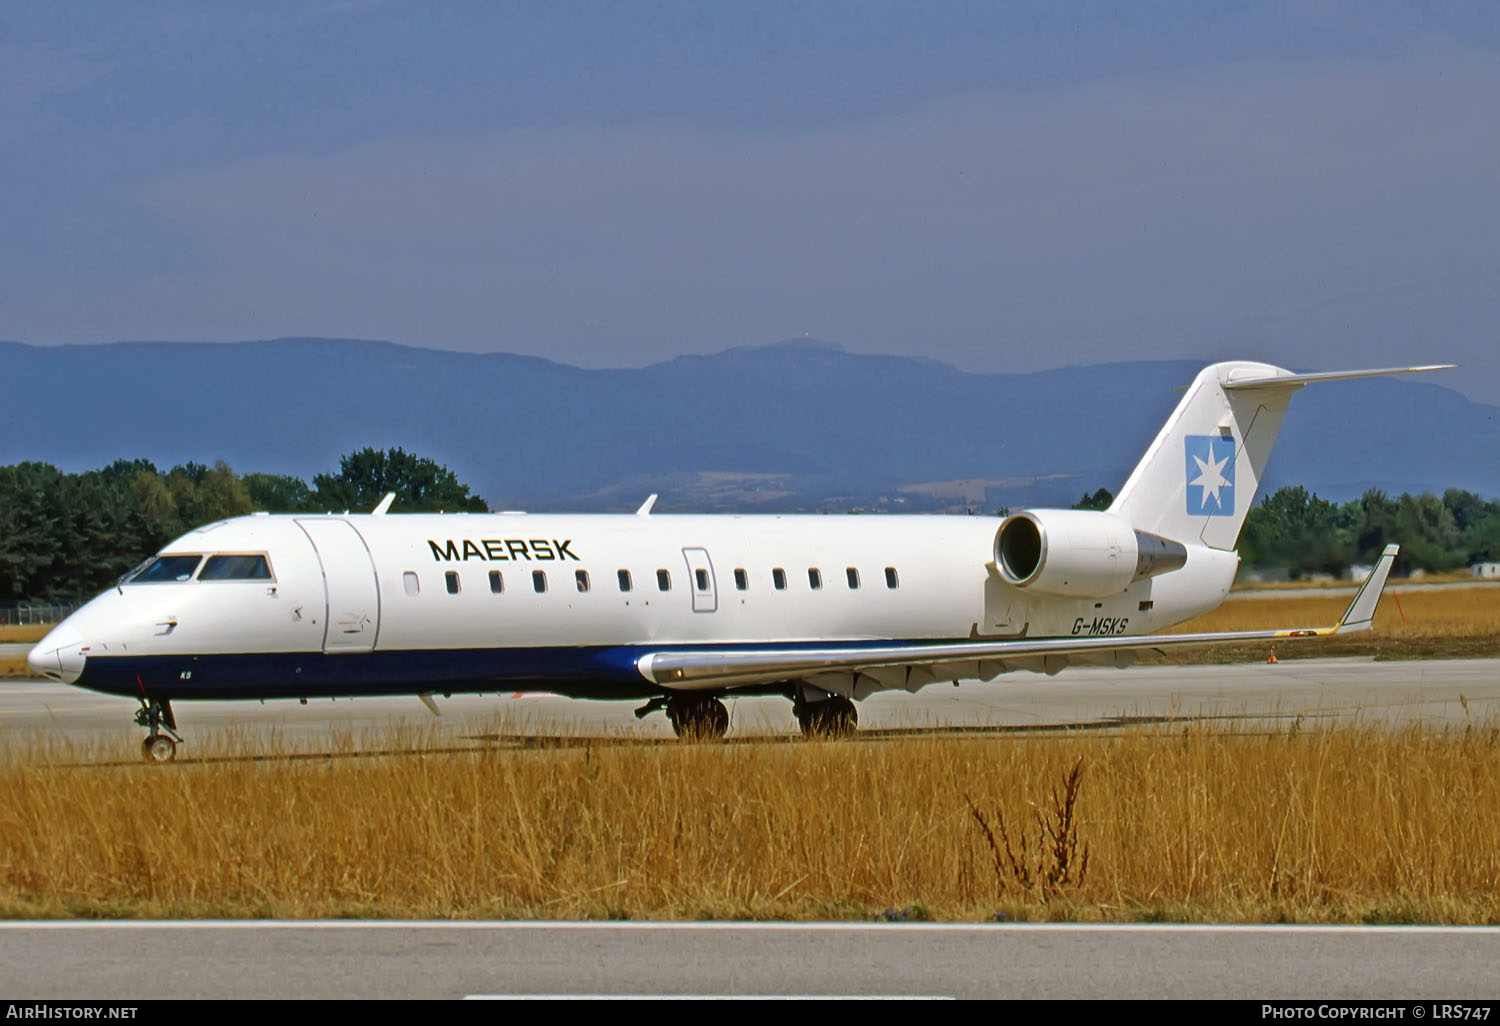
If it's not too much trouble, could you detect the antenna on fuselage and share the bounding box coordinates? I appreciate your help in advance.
[372,493,396,516]
[636,494,658,516]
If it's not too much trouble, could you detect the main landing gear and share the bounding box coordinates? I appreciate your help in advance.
[794,692,857,739]
[135,696,182,763]
[665,694,730,741]
[634,688,860,742]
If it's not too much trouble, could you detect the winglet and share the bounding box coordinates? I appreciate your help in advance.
[372,493,396,516]
[636,494,658,516]
[1335,543,1400,634]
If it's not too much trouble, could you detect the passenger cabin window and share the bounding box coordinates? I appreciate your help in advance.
[695,569,710,592]
[200,554,271,580]
[846,567,860,589]
[533,570,547,593]
[656,569,671,591]
[618,569,632,592]
[734,568,748,591]
[130,555,203,583]
[885,566,899,589]
[576,569,590,593]
[403,571,420,596]
[489,570,504,594]
[808,568,823,590]
[445,571,460,594]
[772,568,787,590]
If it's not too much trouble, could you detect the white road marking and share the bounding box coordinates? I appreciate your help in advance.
[1,920,1497,934]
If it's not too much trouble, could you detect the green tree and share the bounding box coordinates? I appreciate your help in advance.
[312,448,489,513]
[1442,489,1489,533]
[1464,509,1500,564]
[1394,492,1461,572]
[1070,487,1114,511]
[242,473,318,513]
[196,460,254,524]
[1239,486,1348,578]
[57,467,141,589]
[1352,490,1399,567]
[0,463,64,600]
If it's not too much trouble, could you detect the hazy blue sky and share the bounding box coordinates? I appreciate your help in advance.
[4,2,1497,399]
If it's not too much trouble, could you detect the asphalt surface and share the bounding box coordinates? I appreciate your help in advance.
[2,921,1498,999]
[1,657,1495,759]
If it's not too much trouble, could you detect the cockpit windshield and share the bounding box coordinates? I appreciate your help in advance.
[129,555,203,583]
[199,554,272,580]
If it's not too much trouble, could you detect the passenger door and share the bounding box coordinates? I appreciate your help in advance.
[681,547,718,613]
[296,518,380,653]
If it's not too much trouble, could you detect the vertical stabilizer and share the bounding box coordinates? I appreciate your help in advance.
[1109,362,1298,551]
[1108,361,1451,550]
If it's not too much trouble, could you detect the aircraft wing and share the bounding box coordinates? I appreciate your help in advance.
[635,545,1400,698]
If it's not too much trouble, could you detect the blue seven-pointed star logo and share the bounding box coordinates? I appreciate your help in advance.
[1185,435,1236,517]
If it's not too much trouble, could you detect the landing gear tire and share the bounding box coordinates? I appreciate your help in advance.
[142,735,177,763]
[796,696,857,739]
[666,695,730,741]
[134,696,183,764]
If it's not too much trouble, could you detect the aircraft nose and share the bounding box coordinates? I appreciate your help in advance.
[26,643,56,680]
[26,642,85,684]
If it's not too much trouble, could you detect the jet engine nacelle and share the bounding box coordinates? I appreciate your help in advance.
[995,509,1188,598]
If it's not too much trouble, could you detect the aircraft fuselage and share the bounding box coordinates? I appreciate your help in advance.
[28,511,1237,702]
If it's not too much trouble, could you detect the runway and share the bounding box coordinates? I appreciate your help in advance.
[2,921,1498,999]
[1,656,1495,757]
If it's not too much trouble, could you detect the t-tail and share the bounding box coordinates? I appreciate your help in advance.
[1107,361,1453,551]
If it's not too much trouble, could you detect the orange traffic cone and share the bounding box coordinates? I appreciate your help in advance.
[1267,647,1278,664]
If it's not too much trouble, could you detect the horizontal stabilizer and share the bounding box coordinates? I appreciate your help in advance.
[1222,365,1453,391]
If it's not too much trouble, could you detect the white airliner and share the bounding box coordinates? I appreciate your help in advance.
[28,361,1447,761]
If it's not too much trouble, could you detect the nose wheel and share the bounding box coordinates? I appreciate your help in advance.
[134,697,182,763]
[142,734,177,763]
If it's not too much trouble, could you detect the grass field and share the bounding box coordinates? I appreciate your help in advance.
[2,722,1498,923]
[0,625,45,678]
[0,625,48,643]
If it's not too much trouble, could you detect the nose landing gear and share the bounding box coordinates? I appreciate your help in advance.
[134,697,182,763]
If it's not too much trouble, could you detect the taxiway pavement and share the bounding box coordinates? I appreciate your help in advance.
[3,921,1498,999]
[2,657,1495,756]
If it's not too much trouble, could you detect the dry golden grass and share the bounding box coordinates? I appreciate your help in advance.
[1235,571,1481,591]
[0,625,43,678]
[0,625,48,643]
[3,722,1499,923]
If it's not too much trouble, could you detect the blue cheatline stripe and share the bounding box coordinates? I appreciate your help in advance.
[74,637,980,702]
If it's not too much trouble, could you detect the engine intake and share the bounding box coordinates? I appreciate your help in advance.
[995,509,1187,598]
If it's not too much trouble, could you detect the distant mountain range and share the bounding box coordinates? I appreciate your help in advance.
[2,338,1495,511]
